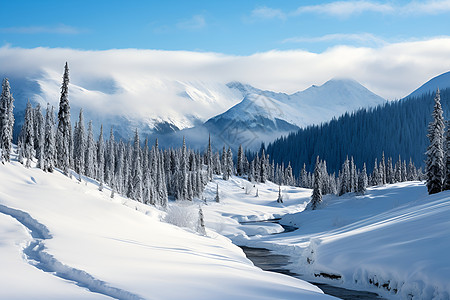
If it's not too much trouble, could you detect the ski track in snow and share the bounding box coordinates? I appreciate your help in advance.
[0,203,145,300]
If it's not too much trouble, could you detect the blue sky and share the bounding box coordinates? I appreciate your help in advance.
[2,0,450,54]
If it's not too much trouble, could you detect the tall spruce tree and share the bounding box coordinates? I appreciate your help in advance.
[56,62,72,175]
[43,105,55,172]
[426,88,445,195]
[73,109,86,180]
[0,78,14,163]
[310,156,322,210]
[84,121,96,178]
[21,101,35,168]
[443,120,450,190]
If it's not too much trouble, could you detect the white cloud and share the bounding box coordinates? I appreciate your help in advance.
[250,7,286,20]
[0,24,81,34]
[177,15,206,30]
[293,1,393,17]
[282,33,387,47]
[250,1,450,20]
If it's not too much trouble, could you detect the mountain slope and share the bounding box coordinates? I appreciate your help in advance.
[407,71,450,98]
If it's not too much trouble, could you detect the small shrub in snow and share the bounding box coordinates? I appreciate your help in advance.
[164,203,197,230]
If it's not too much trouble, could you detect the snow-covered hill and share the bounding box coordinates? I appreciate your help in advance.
[159,78,386,150]
[407,71,450,99]
[0,160,333,299]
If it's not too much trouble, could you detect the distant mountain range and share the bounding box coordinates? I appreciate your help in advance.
[157,78,386,150]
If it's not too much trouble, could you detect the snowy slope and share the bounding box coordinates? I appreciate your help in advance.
[407,71,450,99]
[0,161,334,300]
[235,182,450,300]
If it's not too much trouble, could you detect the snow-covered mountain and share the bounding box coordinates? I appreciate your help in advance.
[159,78,386,150]
[3,72,244,140]
[407,71,450,98]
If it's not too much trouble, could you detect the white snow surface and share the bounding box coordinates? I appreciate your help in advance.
[0,162,332,300]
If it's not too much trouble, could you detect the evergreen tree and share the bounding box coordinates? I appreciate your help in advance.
[34,104,45,169]
[97,125,105,190]
[0,78,14,163]
[73,109,85,180]
[310,156,322,210]
[227,147,233,179]
[357,163,368,194]
[43,105,55,172]
[56,62,72,175]
[215,183,220,203]
[237,144,244,176]
[84,121,96,178]
[128,129,142,201]
[21,101,34,168]
[197,206,206,236]
[105,127,115,186]
[426,89,445,195]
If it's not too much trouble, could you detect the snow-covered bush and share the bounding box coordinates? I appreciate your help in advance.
[164,202,197,230]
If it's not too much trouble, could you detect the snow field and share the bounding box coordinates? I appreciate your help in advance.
[0,162,333,299]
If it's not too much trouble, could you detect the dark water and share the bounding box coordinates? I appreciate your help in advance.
[238,219,384,300]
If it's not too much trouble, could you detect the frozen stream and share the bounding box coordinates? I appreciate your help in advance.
[238,220,384,300]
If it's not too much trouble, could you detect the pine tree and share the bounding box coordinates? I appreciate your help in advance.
[426,88,445,195]
[84,121,96,178]
[237,144,244,176]
[0,78,14,163]
[21,101,34,168]
[197,206,206,236]
[73,109,85,180]
[43,105,55,172]
[227,147,233,179]
[105,127,115,186]
[310,156,322,210]
[215,183,220,202]
[34,104,45,169]
[128,129,142,201]
[444,120,450,190]
[357,163,368,194]
[56,62,72,176]
[97,125,105,190]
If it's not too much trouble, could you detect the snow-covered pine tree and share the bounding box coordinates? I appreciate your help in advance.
[197,206,207,236]
[237,144,244,176]
[227,147,233,179]
[310,156,322,210]
[357,163,368,194]
[128,129,142,201]
[43,104,55,172]
[0,78,14,163]
[34,104,45,169]
[105,128,115,186]
[21,101,34,168]
[84,121,96,178]
[260,149,267,183]
[56,62,72,176]
[73,109,85,180]
[339,156,350,196]
[215,183,220,202]
[426,88,445,194]
[97,125,105,191]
